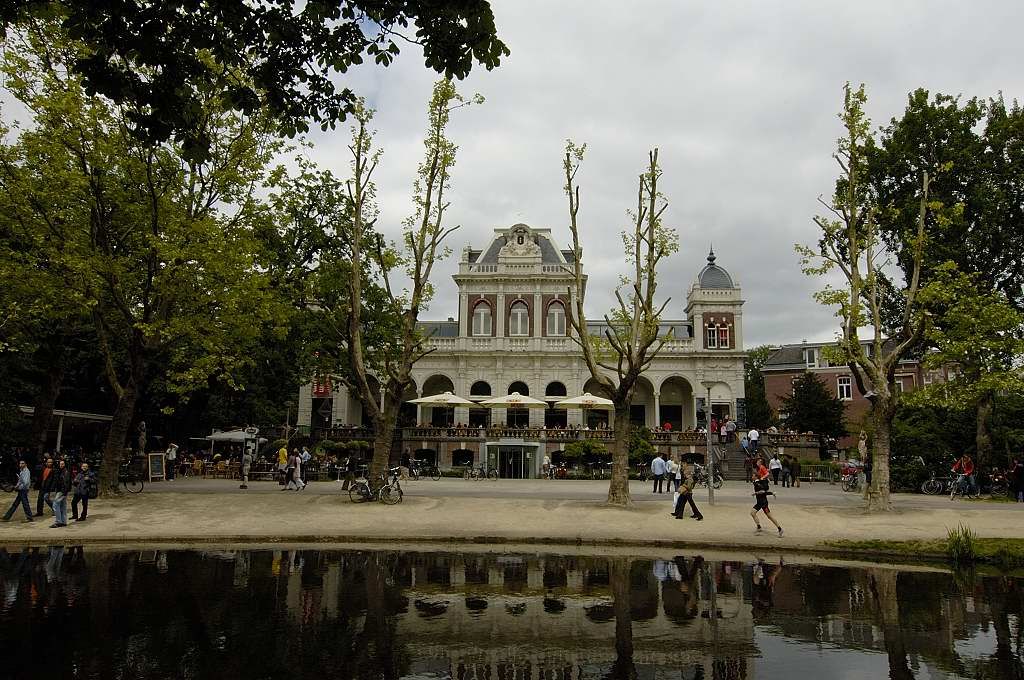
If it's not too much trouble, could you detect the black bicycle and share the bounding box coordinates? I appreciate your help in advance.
[464,465,498,480]
[119,462,145,493]
[409,461,441,481]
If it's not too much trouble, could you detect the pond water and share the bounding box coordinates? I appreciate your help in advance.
[1,546,1022,679]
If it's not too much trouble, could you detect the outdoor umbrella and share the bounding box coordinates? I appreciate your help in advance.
[408,391,475,406]
[553,393,615,410]
[477,392,548,408]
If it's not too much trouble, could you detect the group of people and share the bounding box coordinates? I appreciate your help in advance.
[276,445,311,491]
[762,453,802,488]
[3,456,96,526]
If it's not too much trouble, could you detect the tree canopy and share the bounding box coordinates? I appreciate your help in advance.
[780,372,846,441]
[1,1,508,160]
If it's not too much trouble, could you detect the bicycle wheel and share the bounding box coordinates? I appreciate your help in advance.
[921,479,942,495]
[379,486,402,505]
[125,477,144,493]
[463,469,471,480]
[349,485,367,503]
[712,475,723,490]
[0,481,12,493]
[430,467,441,481]
[487,469,499,480]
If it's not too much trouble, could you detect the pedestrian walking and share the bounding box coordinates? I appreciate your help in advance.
[71,462,95,522]
[769,454,782,486]
[240,450,252,489]
[725,418,736,443]
[751,463,783,537]
[165,443,178,480]
[35,457,54,517]
[2,460,34,522]
[710,416,719,443]
[748,427,760,454]
[50,458,72,528]
[668,457,681,492]
[341,455,356,490]
[651,454,667,494]
[671,464,704,520]
[781,456,791,488]
[790,456,801,488]
[277,444,289,485]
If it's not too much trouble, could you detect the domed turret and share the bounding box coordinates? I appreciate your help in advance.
[696,246,735,289]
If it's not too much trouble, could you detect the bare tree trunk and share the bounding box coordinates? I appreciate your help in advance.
[369,389,400,484]
[607,406,632,506]
[31,359,64,459]
[867,400,895,512]
[99,382,137,496]
[975,392,993,467]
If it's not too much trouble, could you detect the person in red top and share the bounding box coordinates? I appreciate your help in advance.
[35,457,54,517]
[952,454,977,497]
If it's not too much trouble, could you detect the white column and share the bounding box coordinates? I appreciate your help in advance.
[533,292,542,341]
[653,393,661,428]
[496,293,506,336]
[55,415,65,453]
[459,293,469,337]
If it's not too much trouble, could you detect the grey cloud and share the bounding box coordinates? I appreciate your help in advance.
[304,0,1024,347]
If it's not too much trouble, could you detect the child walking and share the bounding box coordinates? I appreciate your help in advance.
[751,463,783,537]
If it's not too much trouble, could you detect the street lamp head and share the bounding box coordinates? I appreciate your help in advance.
[701,380,716,391]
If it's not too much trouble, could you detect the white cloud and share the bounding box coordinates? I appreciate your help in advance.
[304,0,1024,347]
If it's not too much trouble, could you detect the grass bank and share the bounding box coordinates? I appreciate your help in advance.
[827,535,1024,569]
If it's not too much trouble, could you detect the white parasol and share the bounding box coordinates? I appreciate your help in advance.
[408,391,475,406]
[477,392,549,409]
[553,393,615,410]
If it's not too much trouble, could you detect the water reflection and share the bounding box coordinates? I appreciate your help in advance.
[0,545,1022,679]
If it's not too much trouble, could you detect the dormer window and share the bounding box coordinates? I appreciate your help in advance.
[517,235,524,245]
[804,348,818,368]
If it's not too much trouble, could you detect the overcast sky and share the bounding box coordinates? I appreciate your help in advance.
[304,0,1024,348]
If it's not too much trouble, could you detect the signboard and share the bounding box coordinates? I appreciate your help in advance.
[735,398,747,429]
[148,453,165,482]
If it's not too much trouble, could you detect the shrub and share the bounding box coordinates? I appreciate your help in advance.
[947,524,977,563]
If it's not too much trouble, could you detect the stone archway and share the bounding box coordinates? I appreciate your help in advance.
[658,376,695,430]
[422,374,456,427]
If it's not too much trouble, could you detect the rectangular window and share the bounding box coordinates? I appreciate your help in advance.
[893,379,904,395]
[706,326,718,349]
[804,348,818,368]
[718,325,729,349]
[837,376,852,401]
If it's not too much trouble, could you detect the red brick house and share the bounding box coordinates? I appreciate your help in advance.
[760,341,952,450]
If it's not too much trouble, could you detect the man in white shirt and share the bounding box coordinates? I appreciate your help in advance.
[749,427,760,454]
[651,454,667,493]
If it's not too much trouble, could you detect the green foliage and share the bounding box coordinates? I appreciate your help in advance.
[563,439,608,462]
[628,427,655,463]
[744,345,776,427]
[947,524,978,564]
[1,2,508,160]
[779,372,846,440]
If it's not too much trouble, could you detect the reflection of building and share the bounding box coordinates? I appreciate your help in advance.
[298,224,747,476]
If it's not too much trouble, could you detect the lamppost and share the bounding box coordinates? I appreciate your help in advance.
[701,380,716,506]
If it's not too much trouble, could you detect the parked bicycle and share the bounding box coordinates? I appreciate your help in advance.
[692,463,724,489]
[379,467,404,504]
[920,471,950,495]
[409,461,441,481]
[119,462,145,493]
[841,472,860,493]
[464,465,498,480]
[349,468,404,504]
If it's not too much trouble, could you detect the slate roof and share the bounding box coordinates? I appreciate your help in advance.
[476,224,566,265]
[419,321,459,338]
[696,248,735,289]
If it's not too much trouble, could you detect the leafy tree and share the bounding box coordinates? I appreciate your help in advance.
[627,426,655,464]
[563,438,608,463]
[798,83,933,511]
[562,143,680,506]
[0,24,288,493]
[1,1,508,160]
[779,372,846,440]
[330,80,479,482]
[744,344,776,428]
[869,90,1024,463]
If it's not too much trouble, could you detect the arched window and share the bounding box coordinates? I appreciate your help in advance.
[472,302,492,336]
[508,300,530,336]
[470,381,492,397]
[545,381,567,397]
[546,301,566,336]
[508,381,529,395]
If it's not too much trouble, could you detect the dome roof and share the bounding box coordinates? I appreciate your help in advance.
[696,247,734,289]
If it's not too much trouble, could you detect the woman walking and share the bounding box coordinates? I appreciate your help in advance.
[769,454,783,486]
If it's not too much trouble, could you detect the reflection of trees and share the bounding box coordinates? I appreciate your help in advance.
[977,576,1024,680]
[868,569,913,680]
[605,557,636,680]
